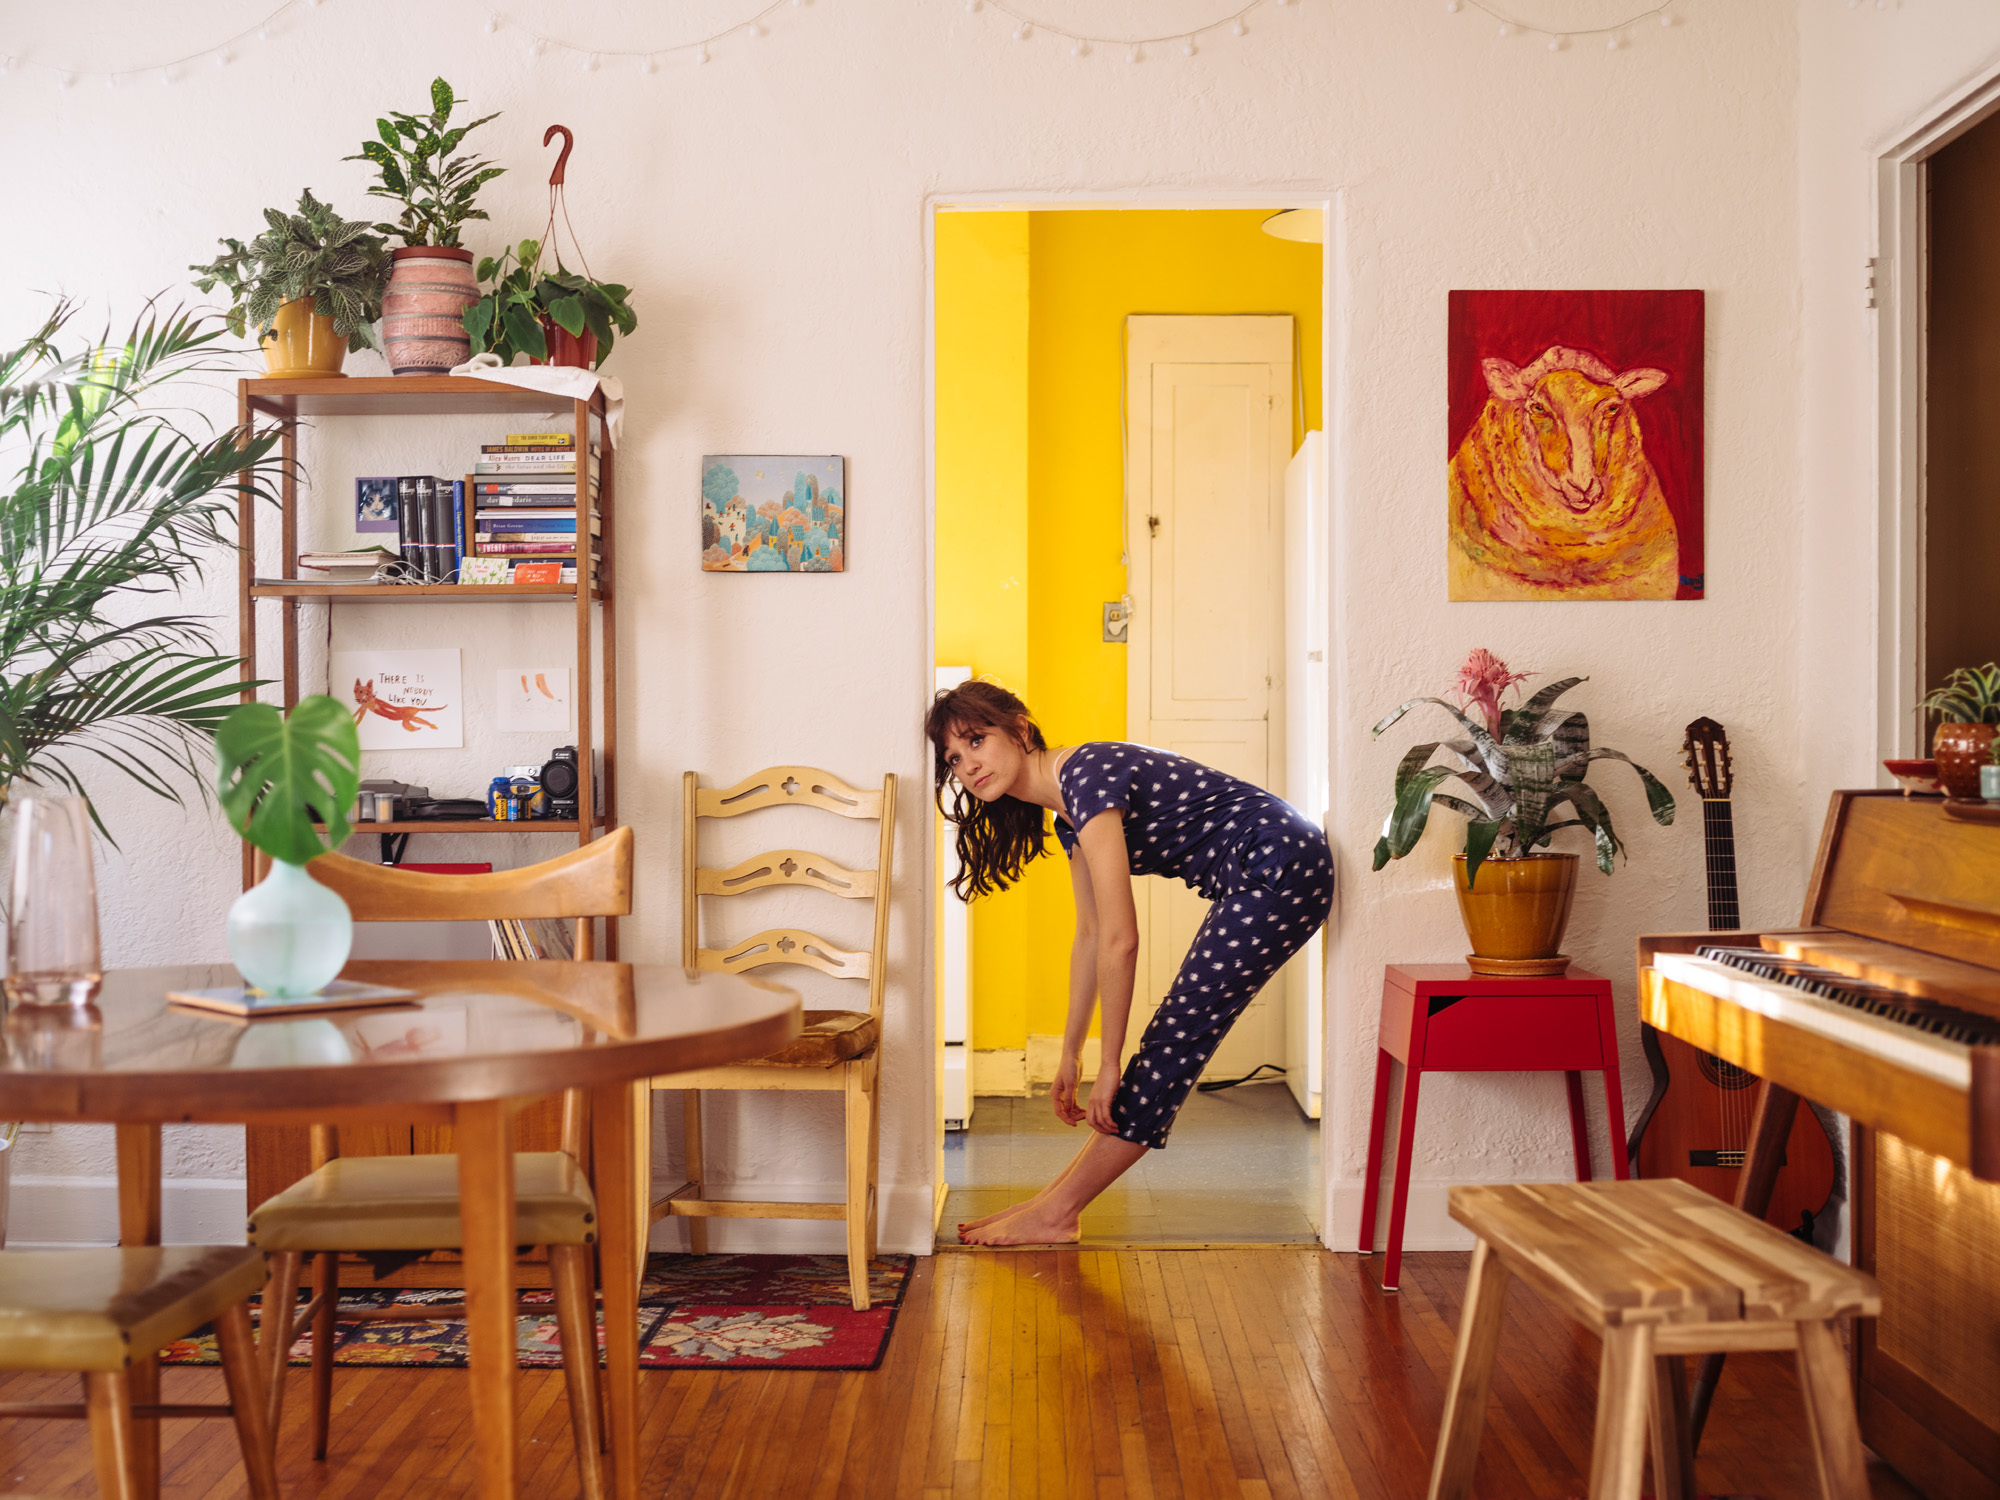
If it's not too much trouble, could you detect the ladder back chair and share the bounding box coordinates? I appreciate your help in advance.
[654,766,896,1312]
[246,825,632,1495]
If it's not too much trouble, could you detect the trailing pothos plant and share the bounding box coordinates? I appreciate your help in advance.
[214,696,361,867]
[0,301,286,834]
[345,77,503,249]
[1371,649,1677,887]
[462,239,637,369]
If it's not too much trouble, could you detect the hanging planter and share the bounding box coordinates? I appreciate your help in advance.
[462,126,638,372]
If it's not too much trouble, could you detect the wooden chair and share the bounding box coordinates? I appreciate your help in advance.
[246,826,632,1494]
[652,767,895,1312]
[1427,1178,1880,1500]
[0,1245,279,1499]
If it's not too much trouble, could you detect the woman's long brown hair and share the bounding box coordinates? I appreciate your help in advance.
[925,680,1050,899]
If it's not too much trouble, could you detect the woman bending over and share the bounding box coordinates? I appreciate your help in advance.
[928,681,1333,1247]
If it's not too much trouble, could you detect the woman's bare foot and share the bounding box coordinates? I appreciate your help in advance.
[958,1200,1082,1246]
[955,1148,1089,1233]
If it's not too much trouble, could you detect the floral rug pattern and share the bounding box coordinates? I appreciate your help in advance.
[159,1253,911,1372]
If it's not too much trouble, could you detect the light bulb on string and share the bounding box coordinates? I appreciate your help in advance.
[966,0,980,10]
[1129,43,1142,61]
[1014,22,1031,39]
[641,55,657,73]
[1233,17,1246,35]
[1071,39,1088,56]
[585,53,598,70]
[531,36,547,54]
[1548,35,1565,51]
[696,43,709,62]
[1659,10,1673,24]
[485,14,499,31]
[161,67,175,82]
[215,50,230,66]
[257,26,269,40]
[1445,0,1461,10]
[1183,36,1196,54]
[1606,33,1621,48]
[1496,23,1509,36]
[59,72,75,88]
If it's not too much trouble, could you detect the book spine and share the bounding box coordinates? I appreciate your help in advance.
[474,518,579,530]
[504,432,574,447]
[478,541,590,555]
[396,477,423,579]
[451,480,466,580]
[481,442,575,453]
[412,476,436,582]
[430,476,457,583]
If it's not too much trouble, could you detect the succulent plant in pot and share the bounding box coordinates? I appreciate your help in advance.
[1920,662,2000,799]
[462,238,637,371]
[215,696,361,997]
[345,77,504,375]
[189,190,388,378]
[1371,649,1677,974]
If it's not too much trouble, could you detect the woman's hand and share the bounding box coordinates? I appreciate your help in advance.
[1086,1062,1123,1135]
[1051,1054,1084,1126]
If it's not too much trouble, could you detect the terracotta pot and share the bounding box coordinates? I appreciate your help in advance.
[260,298,347,379]
[1932,720,1998,799]
[534,317,599,370]
[1452,852,1579,975]
[381,246,477,375]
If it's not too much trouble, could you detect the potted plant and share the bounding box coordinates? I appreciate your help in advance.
[215,696,361,996]
[190,190,389,379]
[346,77,504,375]
[1372,649,1677,974]
[1920,662,2000,799]
[462,238,637,370]
[0,301,287,830]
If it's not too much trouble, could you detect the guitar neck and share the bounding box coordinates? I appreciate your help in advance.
[1701,798,1741,931]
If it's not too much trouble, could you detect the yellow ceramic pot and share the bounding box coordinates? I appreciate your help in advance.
[1452,852,1579,975]
[260,298,347,379]
[1932,720,1997,800]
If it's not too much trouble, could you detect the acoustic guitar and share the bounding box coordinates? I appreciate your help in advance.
[1626,717,1835,1240]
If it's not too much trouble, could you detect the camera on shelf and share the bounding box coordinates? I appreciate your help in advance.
[540,745,583,819]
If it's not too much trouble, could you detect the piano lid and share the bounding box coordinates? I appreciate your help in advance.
[1801,791,2000,1022]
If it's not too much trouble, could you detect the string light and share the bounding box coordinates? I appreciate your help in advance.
[15,0,304,84]
[975,2,1272,58]
[1453,2,1689,48]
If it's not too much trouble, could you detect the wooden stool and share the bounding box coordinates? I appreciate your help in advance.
[0,1246,279,1500]
[1360,964,1630,1290]
[1427,1179,1880,1500]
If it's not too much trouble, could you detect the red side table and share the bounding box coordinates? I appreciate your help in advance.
[1358,963,1630,1291]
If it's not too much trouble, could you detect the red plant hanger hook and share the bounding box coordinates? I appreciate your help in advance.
[543,125,574,188]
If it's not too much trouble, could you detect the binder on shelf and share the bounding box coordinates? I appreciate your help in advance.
[395,477,424,580]
[427,475,458,583]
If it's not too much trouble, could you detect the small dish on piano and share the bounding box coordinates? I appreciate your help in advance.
[1941,796,2000,825]
[1881,757,1942,796]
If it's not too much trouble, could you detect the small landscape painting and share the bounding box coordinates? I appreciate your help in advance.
[702,456,845,572]
[1448,289,1704,601]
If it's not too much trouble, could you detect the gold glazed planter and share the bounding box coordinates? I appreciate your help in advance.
[1452,852,1579,977]
[260,298,347,379]
[1931,720,1997,800]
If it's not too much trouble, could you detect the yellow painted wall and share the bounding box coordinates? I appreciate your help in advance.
[936,207,1322,1054]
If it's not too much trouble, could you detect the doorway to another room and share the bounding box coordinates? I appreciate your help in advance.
[931,205,1328,1247]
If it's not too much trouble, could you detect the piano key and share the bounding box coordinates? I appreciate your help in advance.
[1699,945,2000,1045]
[1652,951,1972,1091]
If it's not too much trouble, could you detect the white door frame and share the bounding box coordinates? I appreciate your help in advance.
[1874,61,2000,759]
[921,191,1339,1244]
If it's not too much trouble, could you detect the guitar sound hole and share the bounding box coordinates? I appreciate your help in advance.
[1695,1052,1757,1090]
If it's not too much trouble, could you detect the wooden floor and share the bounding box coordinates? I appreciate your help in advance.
[0,1249,1925,1499]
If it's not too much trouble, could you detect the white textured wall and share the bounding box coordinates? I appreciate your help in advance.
[0,0,1925,1255]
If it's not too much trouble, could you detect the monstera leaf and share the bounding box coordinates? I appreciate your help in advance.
[215,696,361,867]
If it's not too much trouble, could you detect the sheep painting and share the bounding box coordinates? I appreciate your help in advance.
[1447,291,1704,601]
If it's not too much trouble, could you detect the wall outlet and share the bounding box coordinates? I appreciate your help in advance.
[1102,600,1129,643]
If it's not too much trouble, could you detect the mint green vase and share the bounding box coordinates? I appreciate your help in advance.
[226,859,352,997]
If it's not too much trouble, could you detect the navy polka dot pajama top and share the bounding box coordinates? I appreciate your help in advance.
[1053,742,1334,1150]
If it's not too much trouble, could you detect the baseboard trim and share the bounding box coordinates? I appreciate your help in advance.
[1328,1177,1601,1254]
[6,1176,247,1248]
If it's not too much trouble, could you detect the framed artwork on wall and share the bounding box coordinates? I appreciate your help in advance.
[355,476,399,534]
[331,648,464,749]
[1448,289,1704,601]
[701,455,845,572]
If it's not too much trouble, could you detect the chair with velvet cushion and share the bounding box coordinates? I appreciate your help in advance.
[0,1245,279,1499]
[245,826,633,1496]
[652,766,895,1312]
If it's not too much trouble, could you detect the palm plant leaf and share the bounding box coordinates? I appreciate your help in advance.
[0,300,286,834]
[215,697,361,867]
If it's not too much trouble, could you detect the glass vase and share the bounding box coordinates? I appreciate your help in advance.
[226,859,352,998]
[5,794,102,1009]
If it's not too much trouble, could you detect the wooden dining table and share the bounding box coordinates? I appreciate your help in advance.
[0,959,800,1500]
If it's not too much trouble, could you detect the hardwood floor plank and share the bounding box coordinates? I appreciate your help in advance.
[0,1249,1928,1500]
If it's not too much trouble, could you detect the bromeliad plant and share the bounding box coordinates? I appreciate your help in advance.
[462,238,637,369]
[0,302,286,831]
[1371,649,1677,887]
[1921,662,2000,724]
[346,77,504,249]
[189,189,389,352]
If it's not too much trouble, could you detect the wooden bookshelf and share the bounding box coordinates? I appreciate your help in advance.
[234,373,619,920]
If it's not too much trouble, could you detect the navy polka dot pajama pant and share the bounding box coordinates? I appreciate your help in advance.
[1109,846,1335,1150]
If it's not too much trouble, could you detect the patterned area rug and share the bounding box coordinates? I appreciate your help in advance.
[159,1254,912,1372]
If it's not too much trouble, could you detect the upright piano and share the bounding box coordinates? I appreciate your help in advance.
[1640,790,2000,1500]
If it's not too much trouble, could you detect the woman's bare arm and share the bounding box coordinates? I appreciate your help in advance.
[1074,811,1138,1134]
[1053,848,1102,1126]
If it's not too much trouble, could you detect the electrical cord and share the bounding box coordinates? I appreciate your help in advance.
[1195,1062,1286,1093]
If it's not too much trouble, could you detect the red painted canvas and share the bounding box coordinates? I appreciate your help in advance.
[1448,289,1704,601]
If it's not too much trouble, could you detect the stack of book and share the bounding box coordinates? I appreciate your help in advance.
[465,432,602,585]
[295,547,399,584]
[393,476,466,583]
